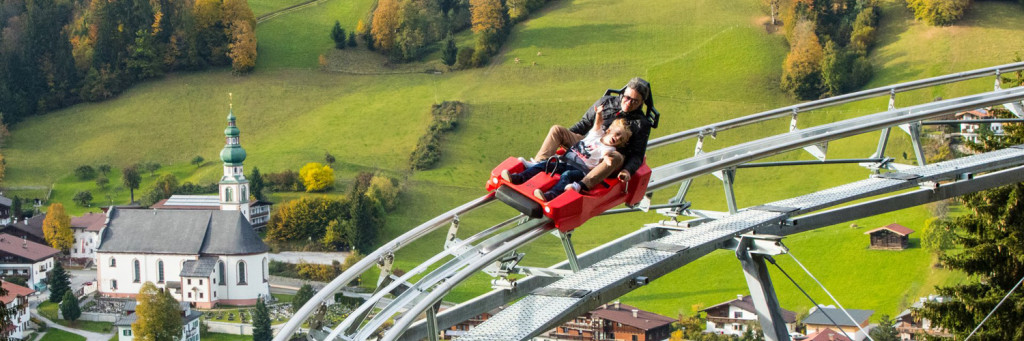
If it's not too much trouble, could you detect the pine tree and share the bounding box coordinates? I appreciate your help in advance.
[60,291,81,322]
[292,284,315,313]
[347,32,357,47]
[331,21,346,49]
[441,33,457,67]
[868,314,898,341]
[916,107,1024,339]
[48,262,71,303]
[252,296,271,341]
[249,167,265,201]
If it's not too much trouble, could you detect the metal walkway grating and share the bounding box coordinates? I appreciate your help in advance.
[458,147,1024,340]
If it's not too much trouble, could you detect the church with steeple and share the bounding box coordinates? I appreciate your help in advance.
[94,101,271,307]
[150,104,272,229]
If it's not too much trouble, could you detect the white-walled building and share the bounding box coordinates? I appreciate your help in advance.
[114,300,201,341]
[0,233,58,290]
[803,306,874,341]
[956,108,1005,143]
[1,280,34,340]
[96,208,270,308]
[701,295,797,336]
[70,212,106,261]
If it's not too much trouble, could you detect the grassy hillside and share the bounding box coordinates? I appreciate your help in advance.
[3,0,1023,322]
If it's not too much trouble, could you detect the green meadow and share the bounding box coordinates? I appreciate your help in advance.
[5,0,1024,322]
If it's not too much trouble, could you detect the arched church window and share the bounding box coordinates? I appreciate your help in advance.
[225,187,234,202]
[157,260,164,283]
[132,259,141,283]
[237,261,247,285]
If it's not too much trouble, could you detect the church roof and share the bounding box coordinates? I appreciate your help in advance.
[180,257,219,277]
[99,208,267,255]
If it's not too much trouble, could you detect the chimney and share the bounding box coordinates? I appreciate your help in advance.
[614,301,620,310]
[631,309,638,318]
[23,236,27,248]
[737,294,744,301]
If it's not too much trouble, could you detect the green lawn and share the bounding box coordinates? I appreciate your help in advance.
[37,302,115,333]
[6,0,1024,325]
[201,332,253,341]
[38,329,86,341]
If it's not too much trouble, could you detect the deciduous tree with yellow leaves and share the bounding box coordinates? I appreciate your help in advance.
[299,162,335,192]
[42,203,73,252]
[132,282,182,341]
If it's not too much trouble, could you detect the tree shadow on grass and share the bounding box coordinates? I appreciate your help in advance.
[953,2,1024,31]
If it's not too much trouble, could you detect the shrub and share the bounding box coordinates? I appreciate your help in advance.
[73,191,93,207]
[455,47,475,69]
[265,170,305,192]
[299,163,335,192]
[74,165,97,180]
[409,101,466,170]
[907,0,971,26]
[97,164,111,174]
[95,176,109,188]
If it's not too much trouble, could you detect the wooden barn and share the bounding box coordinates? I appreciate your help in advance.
[864,223,915,250]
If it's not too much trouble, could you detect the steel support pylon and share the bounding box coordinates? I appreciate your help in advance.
[731,234,792,341]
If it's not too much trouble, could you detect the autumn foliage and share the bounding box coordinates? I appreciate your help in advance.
[42,203,73,252]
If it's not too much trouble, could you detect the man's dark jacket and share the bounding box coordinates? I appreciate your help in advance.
[569,95,652,175]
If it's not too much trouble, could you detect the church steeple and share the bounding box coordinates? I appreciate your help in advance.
[219,94,251,218]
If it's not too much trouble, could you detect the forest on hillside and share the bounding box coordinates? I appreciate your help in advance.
[0,0,257,126]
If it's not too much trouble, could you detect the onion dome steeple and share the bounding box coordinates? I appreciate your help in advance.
[220,103,247,166]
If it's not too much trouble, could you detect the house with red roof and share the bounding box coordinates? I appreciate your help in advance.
[701,295,798,337]
[955,108,1005,143]
[0,233,59,290]
[864,223,915,250]
[534,301,673,341]
[1,280,35,340]
[804,328,852,341]
[70,212,107,262]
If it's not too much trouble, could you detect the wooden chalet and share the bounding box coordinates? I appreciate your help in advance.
[864,223,915,250]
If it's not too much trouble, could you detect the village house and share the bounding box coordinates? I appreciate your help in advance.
[2,214,47,246]
[894,296,953,341]
[0,233,59,290]
[69,212,107,263]
[0,195,11,226]
[444,302,673,341]
[149,109,272,230]
[701,295,798,337]
[1,280,34,340]
[114,300,202,341]
[803,306,874,341]
[864,223,915,250]
[956,108,1004,143]
[804,328,851,341]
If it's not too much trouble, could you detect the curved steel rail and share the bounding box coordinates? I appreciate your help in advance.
[275,63,1024,341]
[646,61,1024,149]
[274,195,495,340]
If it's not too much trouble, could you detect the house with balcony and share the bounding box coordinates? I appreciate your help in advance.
[1,280,34,340]
[701,295,797,337]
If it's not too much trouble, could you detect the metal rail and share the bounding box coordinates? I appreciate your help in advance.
[646,61,1024,149]
[277,63,1024,341]
[647,87,1024,192]
[459,148,1024,340]
[273,195,495,341]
